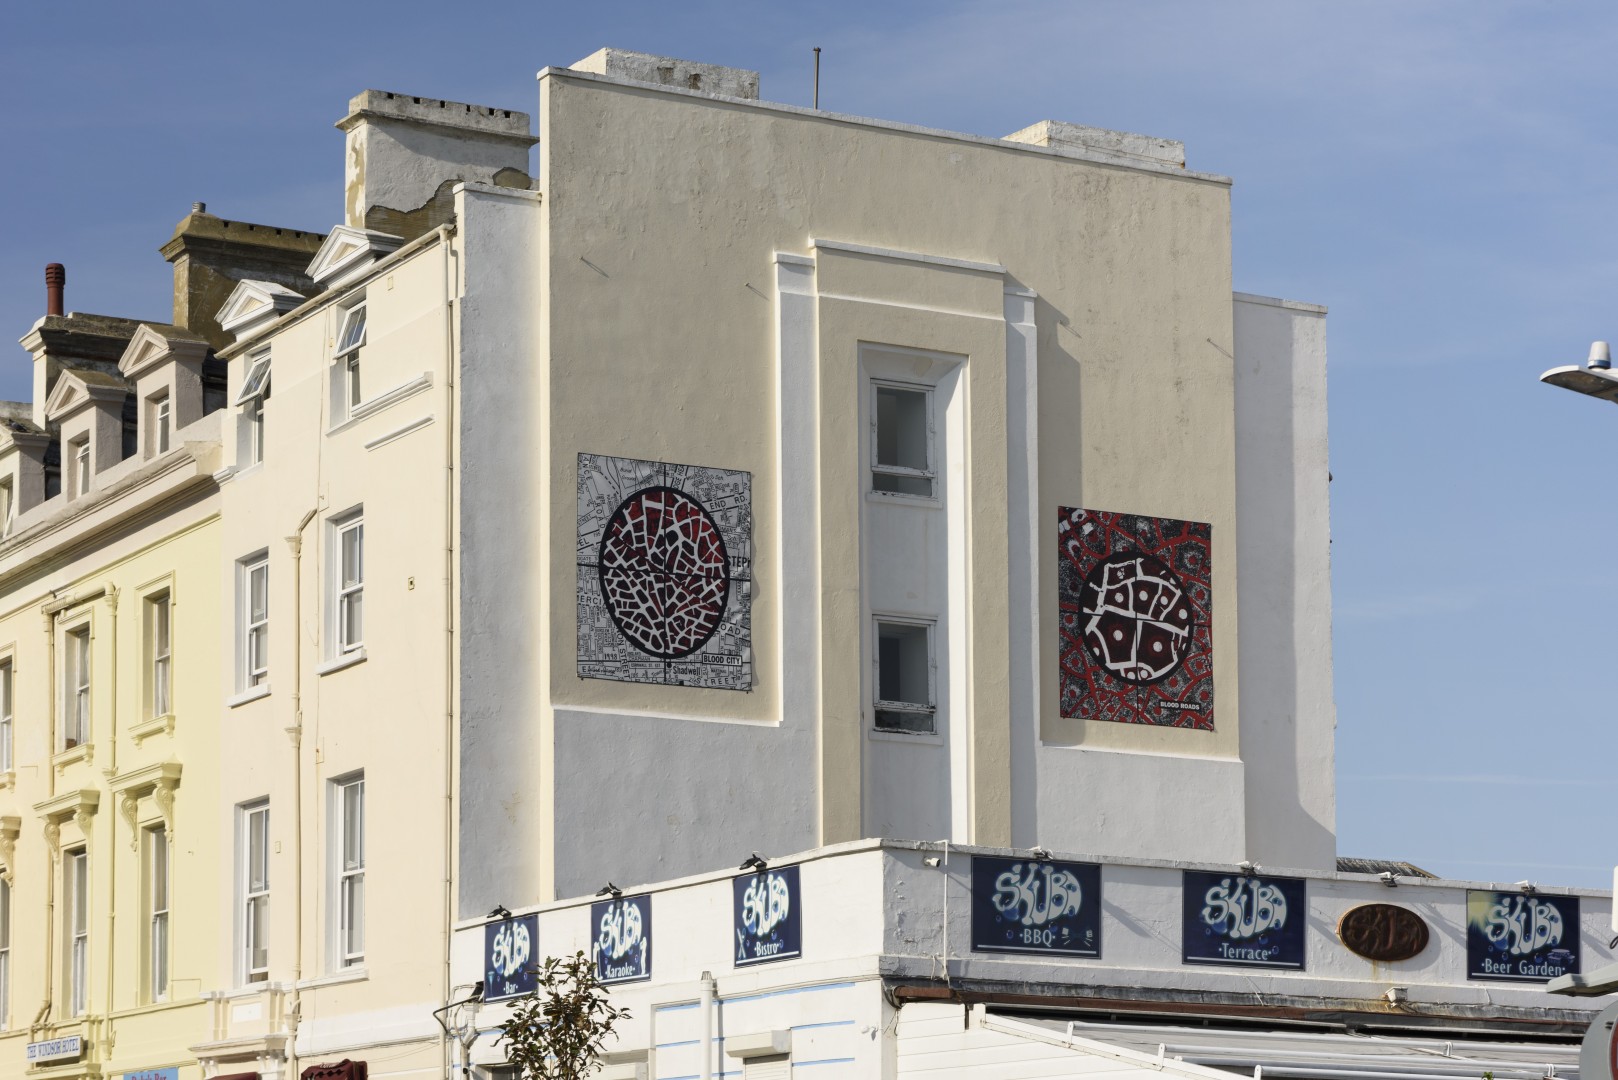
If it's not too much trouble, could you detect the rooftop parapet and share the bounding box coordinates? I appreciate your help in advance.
[1005,119,1185,169]
[570,48,760,100]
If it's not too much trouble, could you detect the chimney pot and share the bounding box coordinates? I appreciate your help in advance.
[192,202,206,214]
[45,263,65,316]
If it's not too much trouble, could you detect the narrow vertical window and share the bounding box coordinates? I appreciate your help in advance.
[240,557,269,690]
[334,775,365,967]
[154,394,171,455]
[0,478,14,538]
[873,618,937,734]
[871,382,936,498]
[147,826,169,1002]
[63,626,90,749]
[236,353,271,468]
[335,303,367,416]
[335,515,364,655]
[72,439,90,498]
[241,803,269,983]
[149,593,171,718]
[68,849,88,1015]
[0,661,11,773]
[0,878,10,1030]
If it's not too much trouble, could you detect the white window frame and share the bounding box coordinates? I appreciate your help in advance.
[871,615,938,735]
[0,476,14,538]
[327,510,364,659]
[146,825,170,1002]
[62,623,90,750]
[71,437,90,498]
[237,352,270,469]
[238,554,270,691]
[239,801,270,984]
[152,392,171,456]
[67,848,88,1015]
[335,303,367,416]
[330,774,365,968]
[148,591,172,719]
[869,379,937,500]
[0,878,10,1031]
[0,659,11,773]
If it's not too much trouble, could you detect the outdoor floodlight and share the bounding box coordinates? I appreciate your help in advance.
[1539,341,1618,403]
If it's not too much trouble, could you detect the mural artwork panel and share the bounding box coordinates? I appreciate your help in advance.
[578,454,752,690]
[1058,507,1213,729]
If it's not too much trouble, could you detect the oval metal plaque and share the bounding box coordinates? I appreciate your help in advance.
[1338,903,1430,962]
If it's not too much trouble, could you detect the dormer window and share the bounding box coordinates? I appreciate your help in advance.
[336,303,366,416]
[236,352,271,468]
[70,438,90,499]
[151,393,171,455]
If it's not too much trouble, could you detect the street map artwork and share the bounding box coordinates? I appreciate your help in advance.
[577,453,752,689]
[1057,507,1214,729]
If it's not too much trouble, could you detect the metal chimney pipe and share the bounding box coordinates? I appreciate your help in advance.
[45,263,65,317]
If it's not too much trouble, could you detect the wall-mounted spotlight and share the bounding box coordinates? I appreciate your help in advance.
[1379,871,1399,888]
[1516,880,1538,895]
[1028,846,1053,862]
[487,904,513,920]
[739,852,768,872]
[1238,861,1259,877]
[596,882,623,898]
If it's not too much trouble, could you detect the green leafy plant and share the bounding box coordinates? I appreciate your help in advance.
[496,951,631,1080]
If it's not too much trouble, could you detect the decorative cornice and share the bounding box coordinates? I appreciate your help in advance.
[35,788,100,859]
[110,760,181,849]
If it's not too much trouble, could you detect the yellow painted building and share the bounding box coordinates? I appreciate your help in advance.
[0,308,226,1080]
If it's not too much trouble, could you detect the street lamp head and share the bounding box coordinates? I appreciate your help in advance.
[1589,341,1611,370]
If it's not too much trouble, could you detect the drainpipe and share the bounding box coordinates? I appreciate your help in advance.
[285,507,319,1080]
[699,971,716,1080]
[440,226,459,1080]
[103,586,119,1035]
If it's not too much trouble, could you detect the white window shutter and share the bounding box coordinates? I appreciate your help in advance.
[742,1055,790,1080]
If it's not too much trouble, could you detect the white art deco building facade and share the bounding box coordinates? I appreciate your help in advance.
[1,44,1608,1080]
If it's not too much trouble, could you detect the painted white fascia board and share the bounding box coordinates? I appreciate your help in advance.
[538,66,1233,186]
[810,238,1005,276]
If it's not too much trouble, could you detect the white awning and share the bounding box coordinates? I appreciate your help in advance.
[897,1006,1581,1080]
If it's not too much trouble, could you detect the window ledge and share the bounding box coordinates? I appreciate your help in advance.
[868,728,945,747]
[130,713,175,743]
[316,649,367,677]
[295,966,367,991]
[227,684,271,709]
[327,372,433,435]
[52,742,94,772]
[865,489,941,508]
[0,770,12,791]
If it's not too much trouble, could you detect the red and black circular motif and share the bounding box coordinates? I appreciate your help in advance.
[1079,552,1194,685]
[597,486,730,660]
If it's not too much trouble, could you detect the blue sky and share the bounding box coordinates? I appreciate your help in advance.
[2,1,1613,887]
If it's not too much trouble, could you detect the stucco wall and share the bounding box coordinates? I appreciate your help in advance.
[1233,294,1336,871]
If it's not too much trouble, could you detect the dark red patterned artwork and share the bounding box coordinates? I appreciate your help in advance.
[1058,507,1213,729]
[598,487,730,660]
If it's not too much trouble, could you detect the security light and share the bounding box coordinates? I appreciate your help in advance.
[596,882,623,898]
[739,852,768,871]
[1379,871,1399,888]
[487,904,513,920]
[1029,846,1053,862]
[1238,861,1259,877]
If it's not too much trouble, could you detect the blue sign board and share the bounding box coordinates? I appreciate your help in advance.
[1182,870,1307,970]
[1467,890,1580,982]
[484,913,539,1001]
[126,1069,180,1080]
[971,855,1102,957]
[592,894,652,984]
[733,864,802,966]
